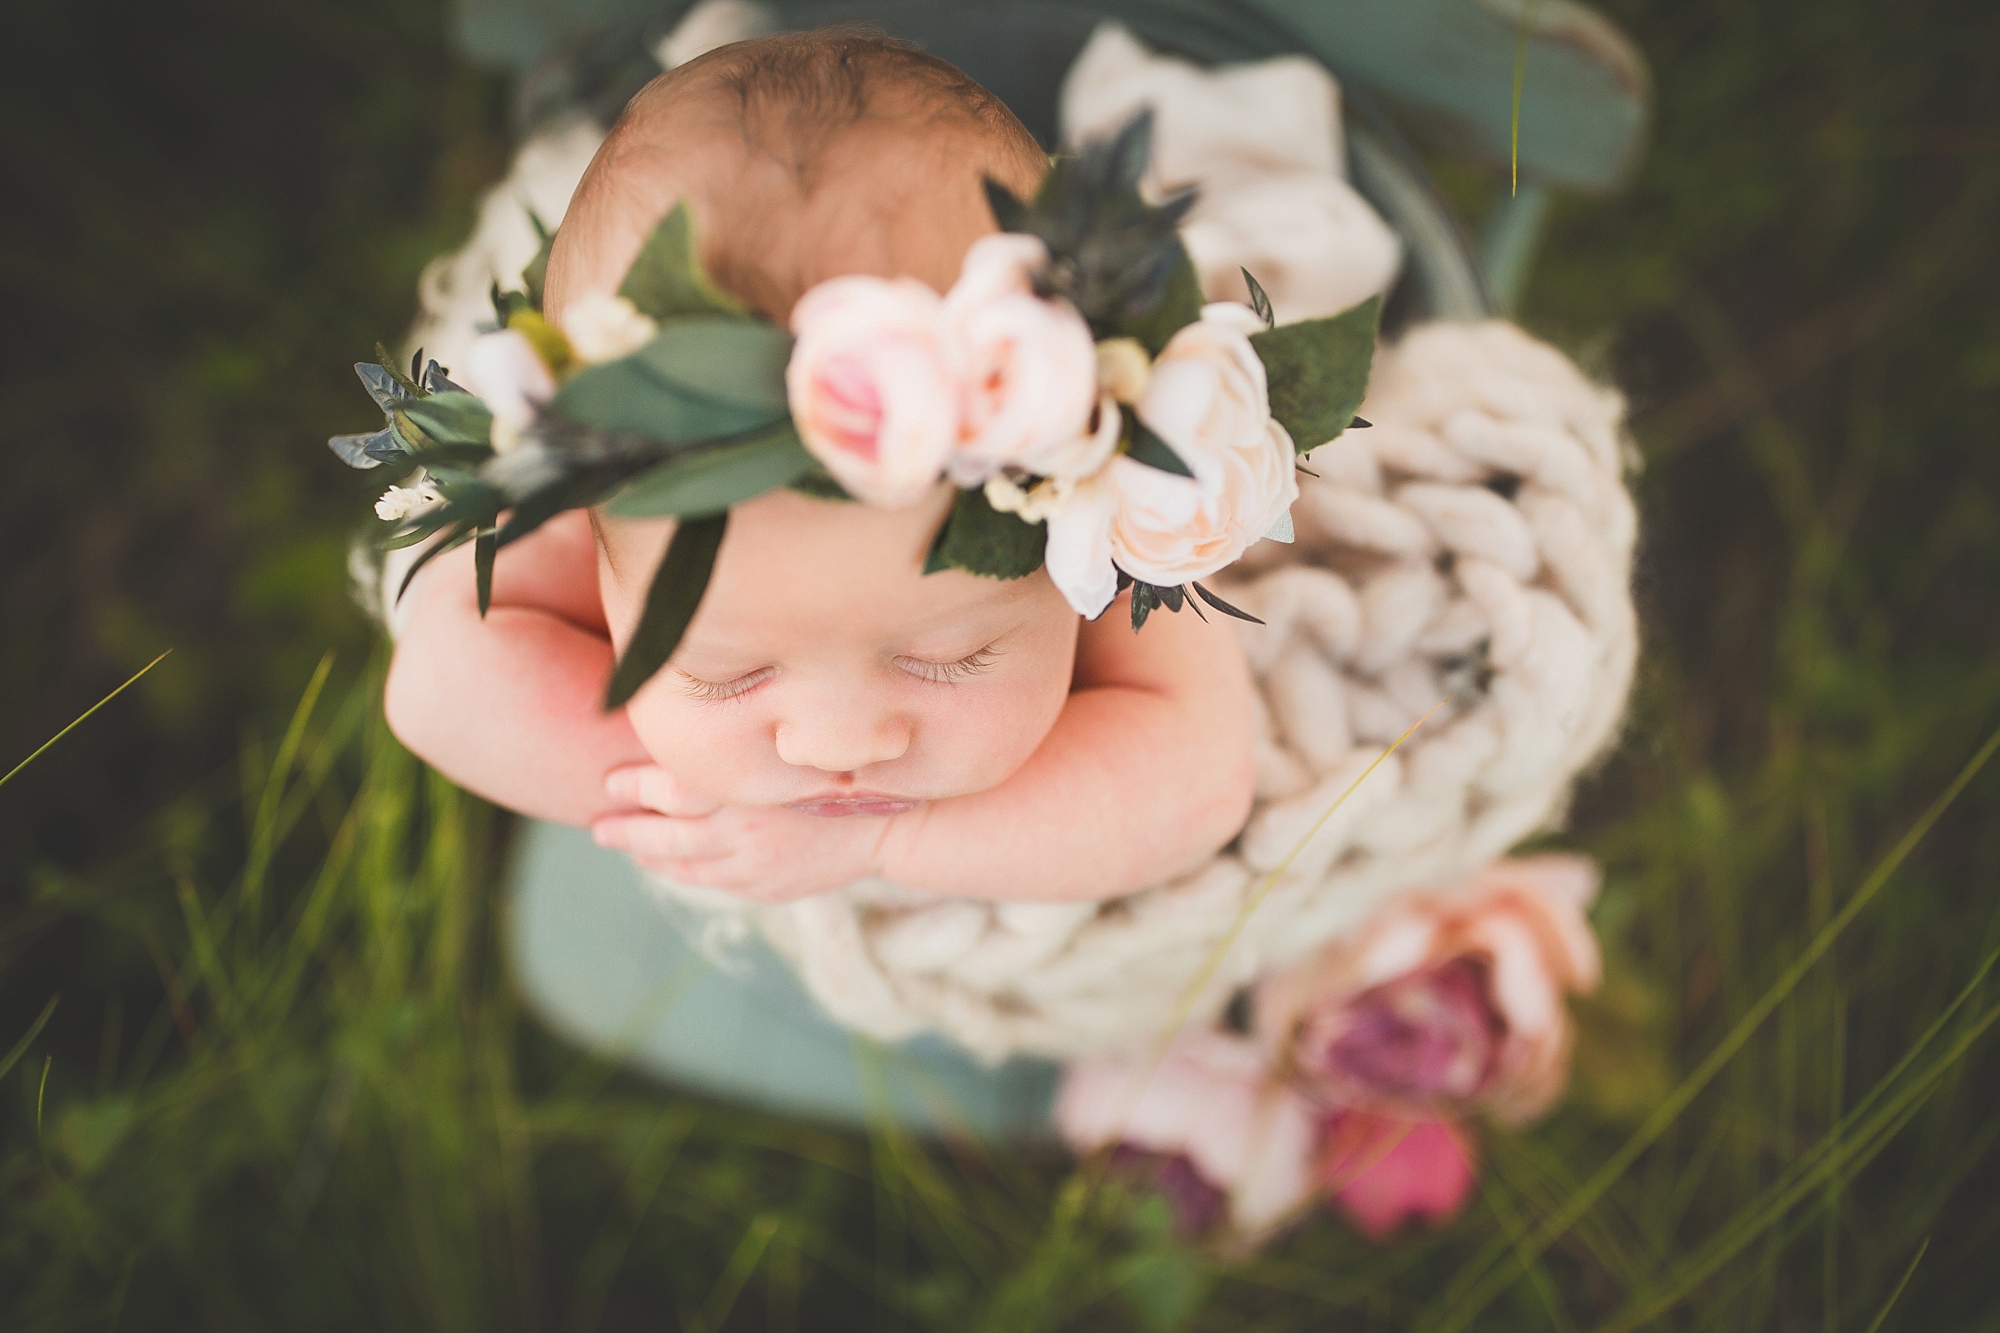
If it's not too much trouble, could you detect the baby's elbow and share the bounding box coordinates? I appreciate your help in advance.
[381,636,443,764]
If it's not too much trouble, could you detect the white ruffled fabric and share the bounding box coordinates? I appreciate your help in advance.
[382,9,1639,1064]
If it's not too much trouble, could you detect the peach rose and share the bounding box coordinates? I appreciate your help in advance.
[461,328,556,454]
[785,275,958,508]
[943,234,1104,485]
[1054,1028,1318,1237]
[1258,854,1603,1127]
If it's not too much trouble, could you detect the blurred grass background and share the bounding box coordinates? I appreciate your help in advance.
[2,0,1998,1328]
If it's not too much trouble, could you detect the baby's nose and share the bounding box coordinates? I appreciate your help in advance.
[773,708,911,774]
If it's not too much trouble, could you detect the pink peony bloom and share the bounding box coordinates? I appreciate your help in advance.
[1259,854,1603,1126]
[942,234,1104,485]
[1054,1027,1318,1236]
[785,275,959,508]
[1316,1110,1477,1240]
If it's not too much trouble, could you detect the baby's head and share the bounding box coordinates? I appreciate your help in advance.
[546,32,1074,814]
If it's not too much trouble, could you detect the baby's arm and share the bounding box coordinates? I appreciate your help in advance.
[383,511,651,827]
[875,600,1257,901]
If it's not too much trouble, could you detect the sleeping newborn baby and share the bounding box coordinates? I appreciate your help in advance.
[384,31,1264,905]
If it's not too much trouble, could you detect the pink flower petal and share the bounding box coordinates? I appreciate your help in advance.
[1317,1112,1477,1240]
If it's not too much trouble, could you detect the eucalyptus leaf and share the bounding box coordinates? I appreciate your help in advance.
[624,318,792,413]
[520,209,555,311]
[1191,581,1264,625]
[619,201,750,321]
[375,342,422,397]
[788,461,853,502]
[924,487,1046,580]
[328,427,401,470]
[553,323,789,446]
[1129,580,1160,631]
[355,361,411,414]
[603,424,813,518]
[1123,243,1203,356]
[605,512,728,709]
[1251,296,1381,453]
[400,392,494,447]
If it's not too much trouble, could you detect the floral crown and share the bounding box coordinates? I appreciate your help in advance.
[332,115,1377,707]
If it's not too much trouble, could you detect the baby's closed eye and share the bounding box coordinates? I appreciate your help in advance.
[675,666,775,702]
[894,645,1000,685]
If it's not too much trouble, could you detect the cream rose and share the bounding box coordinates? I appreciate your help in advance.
[460,328,556,454]
[1111,304,1298,586]
[785,275,958,508]
[1055,1027,1319,1237]
[560,292,659,363]
[943,234,1103,484]
[1257,854,1603,1127]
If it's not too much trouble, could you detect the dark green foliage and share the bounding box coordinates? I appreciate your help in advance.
[1123,410,1195,477]
[1252,297,1381,454]
[398,390,493,446]
[988,111,1203,351]
[925,487,1048,580]
[605,512,727,709]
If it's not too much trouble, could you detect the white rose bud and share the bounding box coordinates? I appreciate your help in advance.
[460,328,556,454]
[560,292,660,364]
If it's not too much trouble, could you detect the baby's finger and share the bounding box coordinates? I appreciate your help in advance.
[604,765,720,817]
[591,813,731,863]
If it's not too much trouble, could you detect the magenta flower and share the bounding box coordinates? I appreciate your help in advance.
[1316,1110,1478,1240]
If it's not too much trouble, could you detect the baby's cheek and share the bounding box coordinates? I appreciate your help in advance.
[622,694,755,803]
[930,661,1072,793]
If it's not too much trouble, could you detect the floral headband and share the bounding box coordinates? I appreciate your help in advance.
[331,115,1378,707]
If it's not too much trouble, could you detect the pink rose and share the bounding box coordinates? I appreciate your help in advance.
[1259,854,1603,1126]
[943,235,1104,485]
[1316,1110,1477,1240]
[1054,1028,1318,1236]
[785,275,958,508]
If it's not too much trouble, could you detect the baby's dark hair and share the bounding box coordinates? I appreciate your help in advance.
[544,28,1047,321]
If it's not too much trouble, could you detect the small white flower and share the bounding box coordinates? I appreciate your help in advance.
[983,472,1078,525]
[561,292,660,364]
[461,329,557,454]
[375,480,441,522]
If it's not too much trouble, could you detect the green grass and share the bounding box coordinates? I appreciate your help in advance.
[5,0,2000,1326]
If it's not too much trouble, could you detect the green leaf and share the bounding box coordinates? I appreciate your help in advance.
[473,527,496,617]
[1241,266,1275,328]
[1251,295,1381,453]
[605,512,728,709]
[619,201,751,321]
[602,424,814,518]
[1123,411,1193,477]
[787,460,853,502]
[399,392,494,447]
[1114,1248,1213,1333]
[924,487,1046,581]
[1123,242,1203,356]
[552,318,790,445]
[624,319,792,412]
[521,209,555,311]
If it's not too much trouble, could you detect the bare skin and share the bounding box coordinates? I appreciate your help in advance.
[384,39,1257,903]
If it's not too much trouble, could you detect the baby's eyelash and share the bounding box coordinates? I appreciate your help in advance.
[897,647,999,685]
[675,667,773,702]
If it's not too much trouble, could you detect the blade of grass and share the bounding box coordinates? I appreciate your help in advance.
[0,650,171,790]
[690,1215,780,1333]
[0,996,59,1082]
[242,652,334,929]
[1426,718,2000,1333]
[1861,1238,1928,1333]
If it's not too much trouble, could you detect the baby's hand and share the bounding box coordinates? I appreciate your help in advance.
[592,766,893,902]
